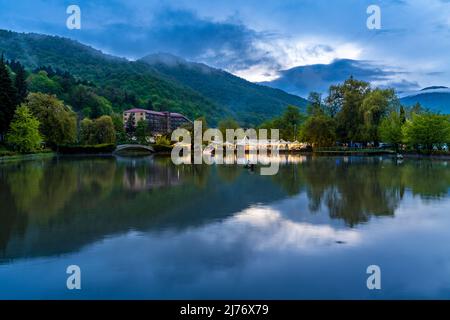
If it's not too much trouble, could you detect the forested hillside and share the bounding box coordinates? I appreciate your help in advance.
[0,30,307,125]
[0,29,223,123]
[140,53,308,126]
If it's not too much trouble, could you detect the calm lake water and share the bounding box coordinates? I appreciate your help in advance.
[0,155,450,299]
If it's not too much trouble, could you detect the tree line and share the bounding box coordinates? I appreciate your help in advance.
[0,56,123,153]
[255,77,449,151]
[1,55,449,154]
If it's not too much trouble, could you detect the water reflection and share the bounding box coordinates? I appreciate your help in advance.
[0,155,450,262]
[272,157,450,226]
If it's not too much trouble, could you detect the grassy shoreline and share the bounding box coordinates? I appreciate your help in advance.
[2,149,449,162]
[309,149,395,156]
[0,151,56,163]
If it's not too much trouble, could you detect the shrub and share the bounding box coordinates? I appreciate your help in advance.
[0,150,16,157]
[152,144,173,153]
[58,143,116,154]
[155,135,171,146]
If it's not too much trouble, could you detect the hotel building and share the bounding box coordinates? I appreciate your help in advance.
[123,108,191,134]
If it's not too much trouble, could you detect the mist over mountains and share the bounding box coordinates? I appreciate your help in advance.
[259,59,418,97]
[259,58,450,114]
[139,53,308,124]
[0,30,307,125]
[0,29,449,120]
[399,87,450,114]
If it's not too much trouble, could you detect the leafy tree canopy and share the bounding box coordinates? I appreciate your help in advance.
[24,92,77,147]
[6,105,42,152]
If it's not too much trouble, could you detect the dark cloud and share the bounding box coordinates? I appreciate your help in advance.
[1,0,449,88]
[261,59,412,97]
[379,80,421,93]
[67,8,279,72]
[425,71,445,76]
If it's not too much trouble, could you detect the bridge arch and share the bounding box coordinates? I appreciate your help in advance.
[114,144,155,154]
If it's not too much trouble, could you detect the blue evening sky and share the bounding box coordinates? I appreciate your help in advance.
[0,0,449,89]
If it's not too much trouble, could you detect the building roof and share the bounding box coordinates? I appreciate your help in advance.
[124,108,150,114]
[124,109,192,124]
[124,109,187,118]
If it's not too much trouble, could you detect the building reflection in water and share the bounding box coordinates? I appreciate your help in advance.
[121,157,183,191]
[203,153,308,165]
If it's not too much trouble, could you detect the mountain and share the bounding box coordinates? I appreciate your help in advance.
[0,30,307,125]
[260,59,394,97]
[399,87,450,114]
[139,53,308,126]
[0,29,226,123]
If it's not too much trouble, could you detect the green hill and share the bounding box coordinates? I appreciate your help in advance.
[0,29,223,123]
[140,53,308,126]
[0,30,307,125]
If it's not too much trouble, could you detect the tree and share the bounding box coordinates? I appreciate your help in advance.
[301,114,336,147]
[410,102,424,115]
[111,113,127,144]
[24,93,77,147]
[6,105,42,153]
[379,111,404,151]
[403,113,450,151]
[14,62,28,103]
[90,95,113,119]
[307,92,324,116]
[27,70,62,95]
[280,105,305,141]
[399,105,406,124]
[93,116,116,144]
[361,89,397,143]
[259,105,305,141]
[325,84,344,118]
[146,99,154,110]
[70,85,92,112]
[79,118,94,145]
[0,54,18,140]
[135,119,149,144]
[333,77,371,143]
[69,85,112,117]
[79,116,116,145]
[125,112,136,135]
[218,117,239,136]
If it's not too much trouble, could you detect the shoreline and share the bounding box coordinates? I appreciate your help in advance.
[0,152,56,163]
[2,150,450,162]
[401,153,450,160]
[309,150,395,156]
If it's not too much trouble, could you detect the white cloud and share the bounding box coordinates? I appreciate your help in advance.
[232,37,363,82]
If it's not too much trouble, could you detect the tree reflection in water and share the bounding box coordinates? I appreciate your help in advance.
[272,157,450,226]
[0,155,449,260]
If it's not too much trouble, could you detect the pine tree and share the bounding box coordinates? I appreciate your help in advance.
[0,54,18,140]
[126,113,136,134]
[14,62,28,103]
[399,105,406,124]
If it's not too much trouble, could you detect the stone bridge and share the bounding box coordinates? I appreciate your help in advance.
[114,144,154,154]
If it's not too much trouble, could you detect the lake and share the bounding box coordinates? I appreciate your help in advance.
[0,155,450,299]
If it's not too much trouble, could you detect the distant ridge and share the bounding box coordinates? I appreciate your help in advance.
[421,86,448,91]
[139,53,308,126]
[400,86,450,114]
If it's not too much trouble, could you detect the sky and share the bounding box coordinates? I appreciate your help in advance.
[0,0,450,91]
